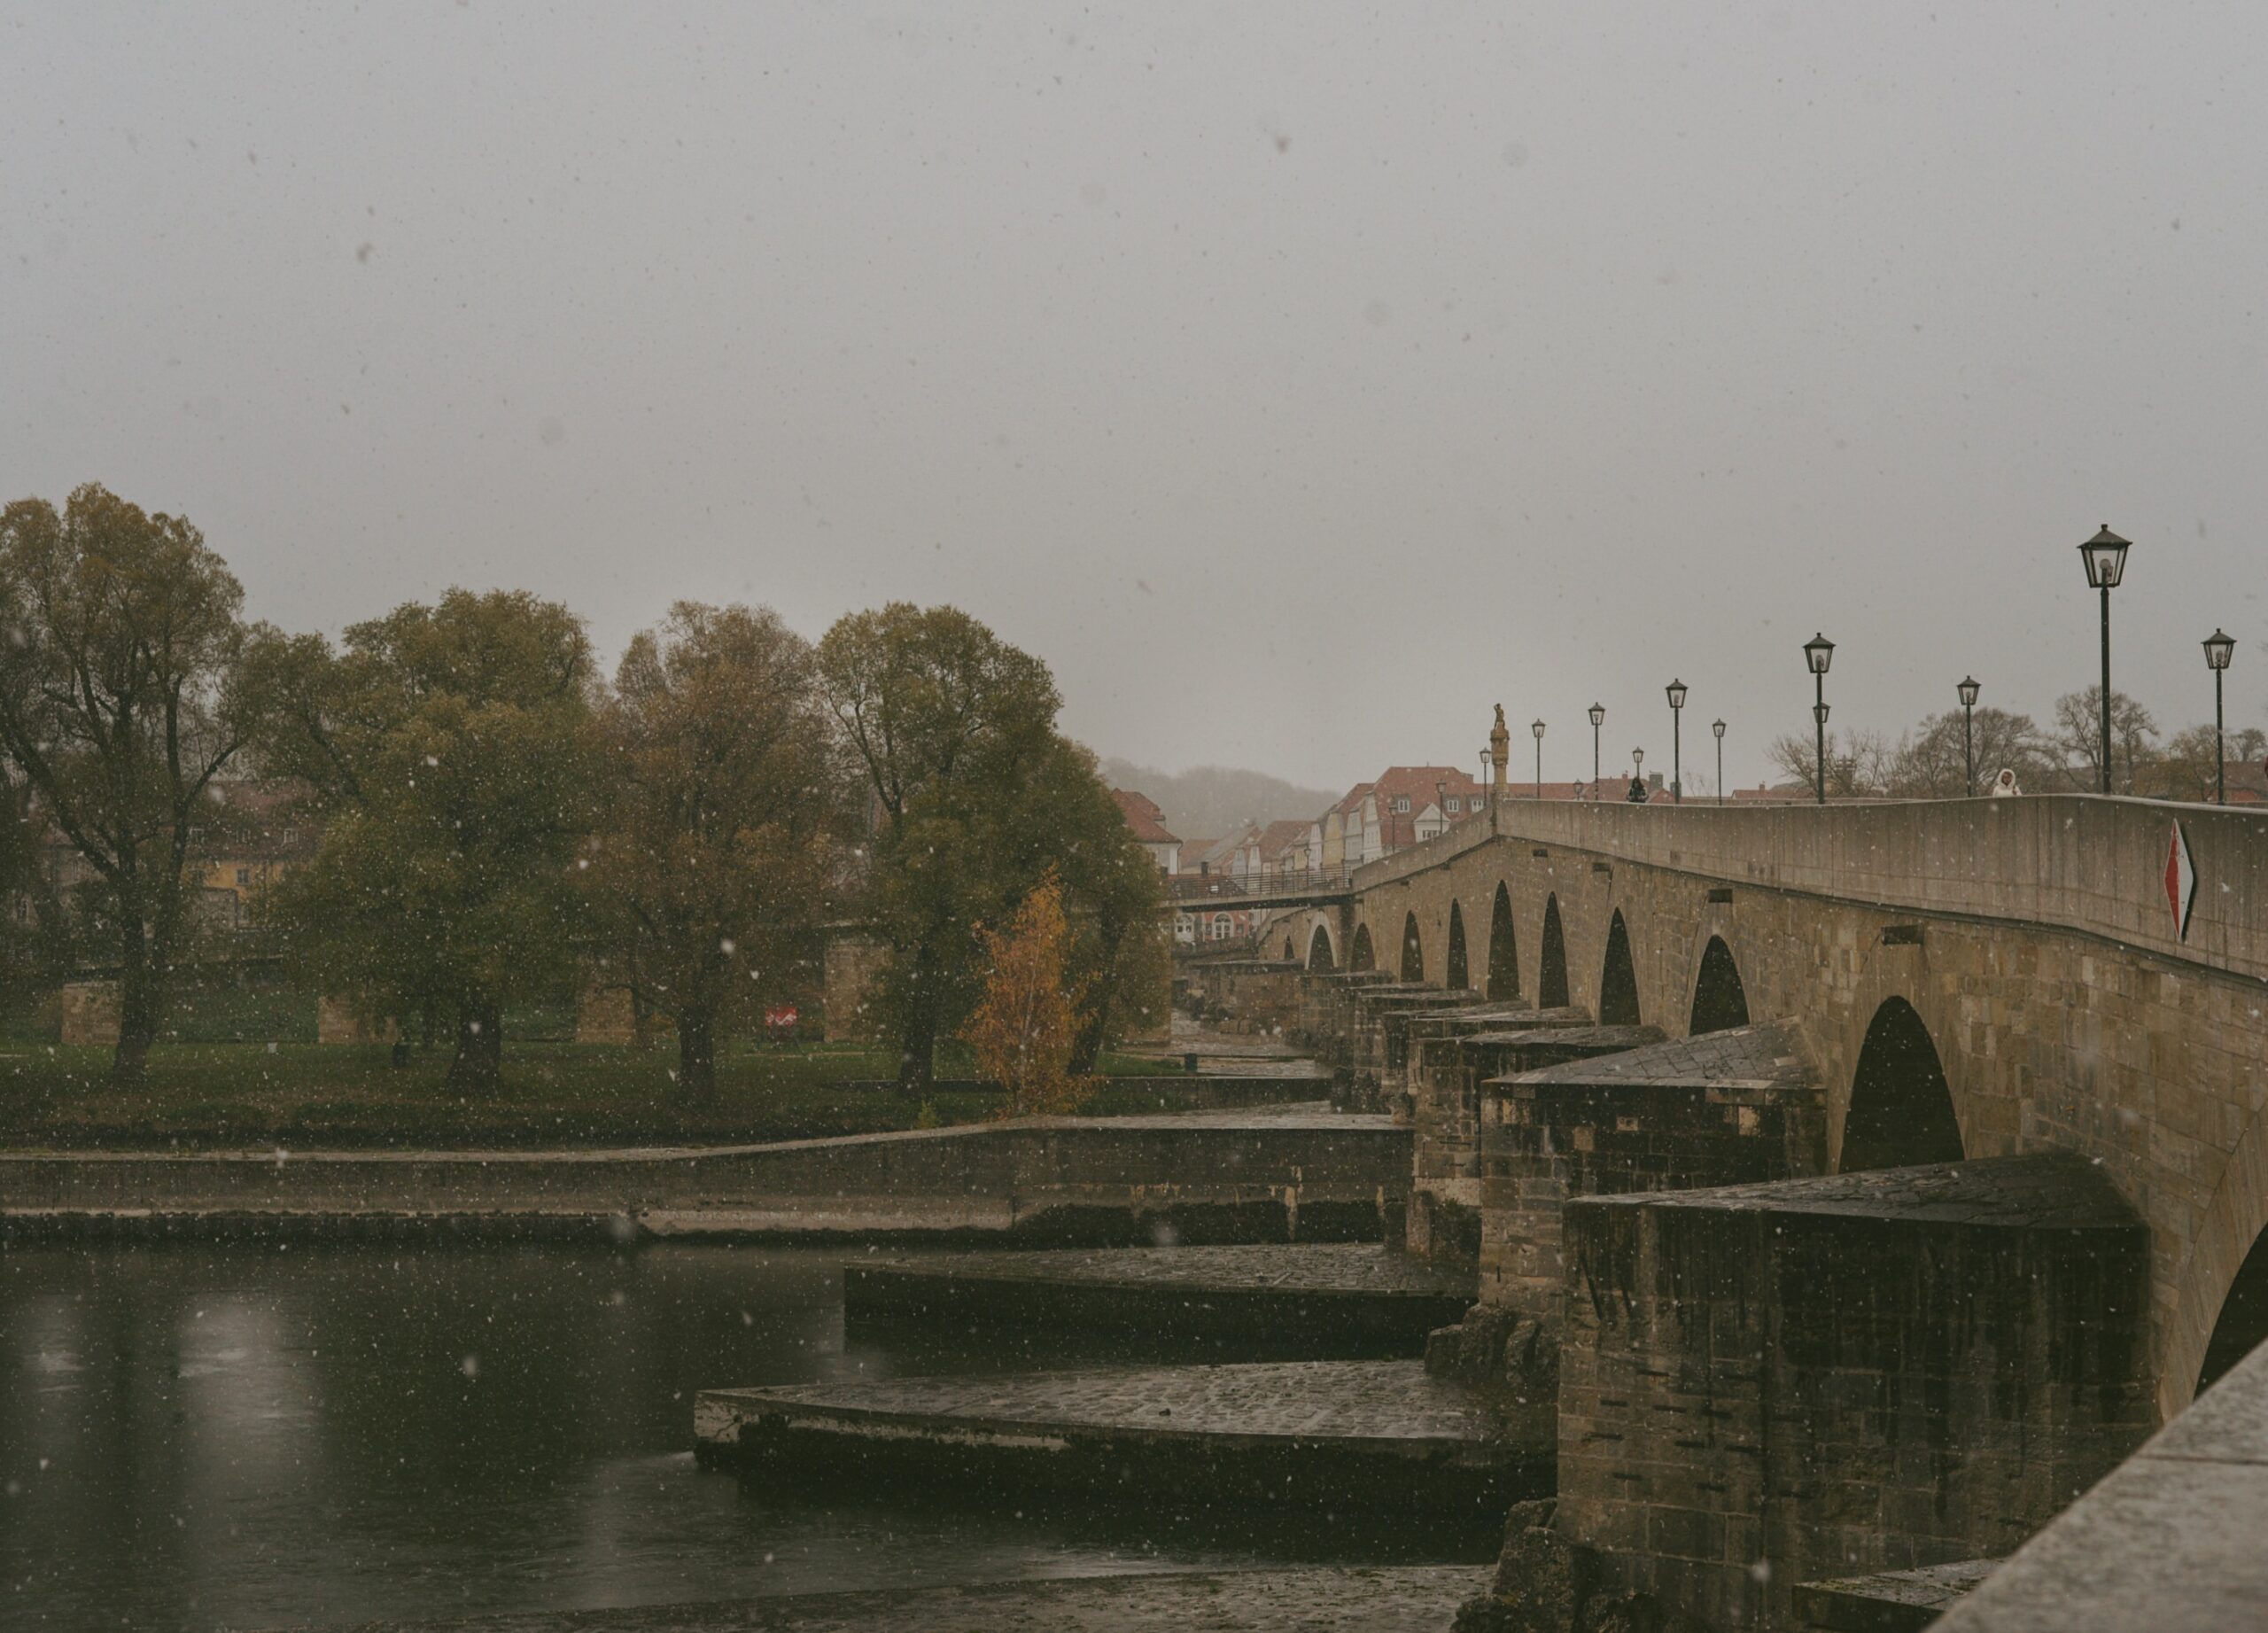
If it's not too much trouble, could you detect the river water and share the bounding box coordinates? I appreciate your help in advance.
[0,1240,1405,1631]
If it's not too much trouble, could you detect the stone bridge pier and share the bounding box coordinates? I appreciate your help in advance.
[1302,791,2267,1630]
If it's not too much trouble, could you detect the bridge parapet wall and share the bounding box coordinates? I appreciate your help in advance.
[1359,795,2268,984]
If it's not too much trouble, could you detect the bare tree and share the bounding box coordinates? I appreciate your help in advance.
[1766,727,1895,797]
[1885,707,2053,798]
[2048,687,2158,793]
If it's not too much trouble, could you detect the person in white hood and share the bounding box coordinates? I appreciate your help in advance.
[1990,767,2022,797]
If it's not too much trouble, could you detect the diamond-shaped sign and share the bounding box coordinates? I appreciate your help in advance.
[2164,820,2197,942]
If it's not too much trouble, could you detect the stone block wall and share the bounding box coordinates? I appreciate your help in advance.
[1190,960,1304,1037]
[574,984,653,1046]
[822,935,889,1043]
[59,982,120,1046]
[1556,1155,2154,1630]
[1405,1023,1595,1268]
[1478,1031,1825,1315]
[317,997,398,1046]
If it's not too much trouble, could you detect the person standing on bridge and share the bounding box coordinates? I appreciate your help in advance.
[1991,767,2023,797]
[1627,771,1651,804]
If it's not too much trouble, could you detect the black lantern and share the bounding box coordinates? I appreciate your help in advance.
[1665,680,1687,803]
[1956,676,1981,797]
[2078,526,2131,794]
[1588,702,1605,792]
[1531,719,1545,799]
[1711,717,1727,806]
[2206,629,2236,805]
[1803,634,1833,805]
[2078,525,2131,590]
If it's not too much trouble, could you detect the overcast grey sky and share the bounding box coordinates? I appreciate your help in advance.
[5,2,2264,790]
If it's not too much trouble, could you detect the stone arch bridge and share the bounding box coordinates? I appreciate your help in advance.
[1251,794,2267,1423]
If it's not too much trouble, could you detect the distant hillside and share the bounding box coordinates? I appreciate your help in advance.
[1099,758,1340,842]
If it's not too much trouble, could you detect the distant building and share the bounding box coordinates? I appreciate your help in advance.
[1254,818,1320,883]
[1110,788,1181,875]
[1336,766,1489,863]
[1166,872,1257,945]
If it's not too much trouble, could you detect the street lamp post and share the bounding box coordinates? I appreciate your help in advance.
[2078,526,2132,794]
[1588,703,1605,797]
[1804,634,1835,805]
[2206,629,2236,805]
[1957,676,1981,797]
[1712,718,1726,805]
[1632,745,1644,802]
[1531,719,1545,798]
[1666,680,1688,804]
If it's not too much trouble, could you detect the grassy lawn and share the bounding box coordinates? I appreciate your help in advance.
[0,1038,1200,1150]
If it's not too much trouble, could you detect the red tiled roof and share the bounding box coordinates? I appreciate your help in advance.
[1110,788,1178,845]
[1254,819,1313,861]
[1367,766,1487,850]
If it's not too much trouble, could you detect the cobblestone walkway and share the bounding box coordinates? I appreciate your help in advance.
[1512,1018,1811,1088]
[323,1566,1493,1631]
[865,1243,1473,1298]
[702,1359,1519,1444]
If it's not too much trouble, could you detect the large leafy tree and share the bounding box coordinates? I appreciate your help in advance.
[0,486,276,1083]
[582,602,845,1099]
[819,604,1060,1088]
[1003,737,1169,1073]
[820,603,1157,1088]
[260,589,598,1093]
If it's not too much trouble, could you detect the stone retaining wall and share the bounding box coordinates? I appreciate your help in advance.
[0,1112,1410,1245]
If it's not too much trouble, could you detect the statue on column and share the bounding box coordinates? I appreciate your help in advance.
[1490,704,1511,797]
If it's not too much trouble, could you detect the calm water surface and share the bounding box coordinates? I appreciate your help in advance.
[0,1240,1358,1631]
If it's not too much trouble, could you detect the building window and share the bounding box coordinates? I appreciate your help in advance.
[1393,797,1410,813]
[1445,797,1461,813]
[1210,914,1231,940]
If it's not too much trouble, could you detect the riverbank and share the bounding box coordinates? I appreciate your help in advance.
[311,1566,1497,1631]
[0,1039,1325,1150]
[0,1105,1410,1244]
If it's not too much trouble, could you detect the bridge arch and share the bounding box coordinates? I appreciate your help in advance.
[1838,997,1964,1172]
[1486,883,1520,1001]
[1445,902,1469,991]
[2198,1231,2268,1398]
[1400,912,1425,983]
[1282,935,1295,960]
[1307,922,1336,971]
[1538,894,1569,1009]
[1349,921,1375,972]
[1598,909,1641,1026]
[1689,936,1751,1035]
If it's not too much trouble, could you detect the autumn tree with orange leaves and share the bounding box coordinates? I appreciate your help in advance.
[962,871,1089,1116]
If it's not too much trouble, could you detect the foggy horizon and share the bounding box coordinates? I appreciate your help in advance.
[8,2,2266,792]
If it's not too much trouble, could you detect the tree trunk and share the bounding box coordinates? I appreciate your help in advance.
[896,944,939,1093]
[678,1007,717,1100]
[446,1001,503,1094]
[110,917,158,1088]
